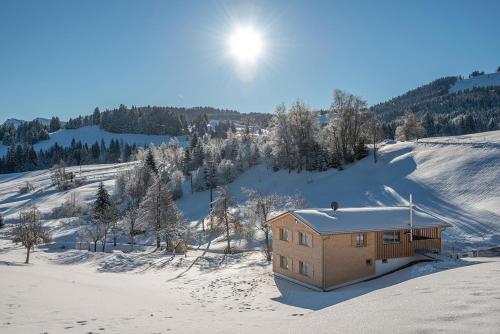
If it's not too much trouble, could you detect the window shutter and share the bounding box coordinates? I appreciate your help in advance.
[309,234,313,248]
[351,234,356,247]
[363,233,368,246]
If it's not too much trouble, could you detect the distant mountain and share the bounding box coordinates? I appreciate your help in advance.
[371,72,500,137]
[3,118,25,128]
[2,117,63,128]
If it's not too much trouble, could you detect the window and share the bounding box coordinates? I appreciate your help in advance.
[279,228,290,242]
[366,259,372,266]
[356,233,366,247]
[382,259,388,263]
[383,231,401,244]
[279,255,289,270]
[299,261,310,276]
[298,232,310,246]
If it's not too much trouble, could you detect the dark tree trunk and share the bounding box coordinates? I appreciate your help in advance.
[156,234,161,249]
[94,241,97,252]
[264,231,271,262]
[224,212,231,254]
[25,246,31,264]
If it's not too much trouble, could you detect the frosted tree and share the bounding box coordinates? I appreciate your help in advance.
[329,89,369,163]
[395,112,426,141]
[243,188,285,261]
[13,206,51,263]
[269,103,295,172]
[209,187,241,254]
[167,170,185,200]
[142,176,183,249]
[216,159,238,184]
[125,164,154,207]
[287,100,318,171]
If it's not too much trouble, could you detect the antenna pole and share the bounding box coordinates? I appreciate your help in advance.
[409,193,413,242]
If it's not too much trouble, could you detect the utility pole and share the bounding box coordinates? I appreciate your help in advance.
[409,193,413,242]
[373,111,378,164]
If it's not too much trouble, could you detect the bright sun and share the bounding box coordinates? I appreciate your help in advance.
[228,26,263,63]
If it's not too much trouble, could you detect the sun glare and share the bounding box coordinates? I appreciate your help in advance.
[228,26,264,63]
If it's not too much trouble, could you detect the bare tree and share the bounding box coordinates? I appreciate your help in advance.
[13,206,51,263]
[123,206,142,251]
[210,187,241,254]
[50,159,74,189]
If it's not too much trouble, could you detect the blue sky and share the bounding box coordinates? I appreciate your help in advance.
[1,0,499,121]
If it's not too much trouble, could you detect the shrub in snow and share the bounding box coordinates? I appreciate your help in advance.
[18,181,34,194]
[51,195,84,219]
[0,213,4,229]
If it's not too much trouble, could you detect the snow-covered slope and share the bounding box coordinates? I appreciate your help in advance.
[0,125,187,156]
[1,130,499,251]
[449,72,500,93]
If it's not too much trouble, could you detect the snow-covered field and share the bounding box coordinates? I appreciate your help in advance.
[1,130,500,333]
[1,239,499,333]
[0,125,187,157]
[449,72,500,93]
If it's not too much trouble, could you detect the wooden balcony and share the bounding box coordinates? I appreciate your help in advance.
[412,238,441,254]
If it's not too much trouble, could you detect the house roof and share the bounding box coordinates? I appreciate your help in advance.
[289,207,452,235]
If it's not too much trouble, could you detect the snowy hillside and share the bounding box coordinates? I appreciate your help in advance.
[1,130,499,251]
[449,72,500,93]
[0,125,187,157]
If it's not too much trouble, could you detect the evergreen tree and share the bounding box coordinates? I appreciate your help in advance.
[49,116,61,132]
[145,148,158,174]
[93,182,114,252]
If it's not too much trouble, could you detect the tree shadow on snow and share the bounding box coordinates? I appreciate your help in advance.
[272,259,482,311]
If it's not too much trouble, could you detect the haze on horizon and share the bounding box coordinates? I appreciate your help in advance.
[1,0,499,121]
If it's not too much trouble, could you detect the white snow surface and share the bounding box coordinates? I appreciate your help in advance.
[449,72,500,93]
[0,125,187,157]
[0,239,499,333]
[292,207,450,235]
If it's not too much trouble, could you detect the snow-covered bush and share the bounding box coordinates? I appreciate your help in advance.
[18,181,34,194]
[51,194,84,219]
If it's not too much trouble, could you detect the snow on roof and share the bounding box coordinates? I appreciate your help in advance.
[291,207,451,235]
